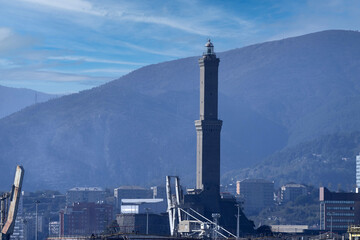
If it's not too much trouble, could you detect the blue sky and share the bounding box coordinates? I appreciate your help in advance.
[0,0,359,94]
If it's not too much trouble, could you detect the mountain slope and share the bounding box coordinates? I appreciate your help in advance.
[0,86,285,190]
[219,30,360,145]
[1,30,360,190]
[223,131,360,190]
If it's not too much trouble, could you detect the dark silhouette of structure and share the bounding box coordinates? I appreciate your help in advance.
[196,39,222,198]
[182,40,254,234]
[192,39,222,216]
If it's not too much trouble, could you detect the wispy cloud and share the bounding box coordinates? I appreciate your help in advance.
[0,58,19,69]
[121,41,187,58]
[0,28,12,41]
[17,0,210,36]
[0,69,110,83]
[19,0,105,16]
[0,28,37,54]
[16,0,252,38]
[48,56,146,66]
[119,14,210,36]
[81,68,134,74]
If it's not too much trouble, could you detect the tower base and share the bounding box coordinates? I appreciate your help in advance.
[182,192,255,235]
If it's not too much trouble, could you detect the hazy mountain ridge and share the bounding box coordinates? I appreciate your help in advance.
[0,85,59,119]
[0,30,359,190]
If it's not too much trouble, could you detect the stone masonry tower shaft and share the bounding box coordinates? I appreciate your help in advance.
[195,40,222,196]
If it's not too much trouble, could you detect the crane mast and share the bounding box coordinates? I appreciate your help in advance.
[0,166,25,240]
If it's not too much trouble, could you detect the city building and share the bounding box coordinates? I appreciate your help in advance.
[59,202,113,236]
[22,215,35,240]
[66,187,106,206]
[280,183,307,203]
[319,187,360,231]
[120,198,166,214]
[48,221,60,237]
[237,179,274,214]
[114,186,152,211]
[22,213,44,240]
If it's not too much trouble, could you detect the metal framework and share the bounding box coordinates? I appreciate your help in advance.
[165,176,236,239]
[166,176,182,236]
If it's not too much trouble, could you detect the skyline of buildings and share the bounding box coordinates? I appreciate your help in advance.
[7,173,360,240]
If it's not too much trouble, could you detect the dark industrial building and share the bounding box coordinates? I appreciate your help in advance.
[116,213,169,236]
[59,202,113,236]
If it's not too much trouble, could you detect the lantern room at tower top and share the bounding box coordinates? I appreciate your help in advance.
[204,39,215,55]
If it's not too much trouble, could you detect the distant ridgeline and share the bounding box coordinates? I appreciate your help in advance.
[0,30,360,190]
[0,85,59,119]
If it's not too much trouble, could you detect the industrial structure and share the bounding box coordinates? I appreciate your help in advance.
[0,165,25,240]
[166,40,254,238]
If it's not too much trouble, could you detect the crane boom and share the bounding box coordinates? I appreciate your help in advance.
[0,166,25,240]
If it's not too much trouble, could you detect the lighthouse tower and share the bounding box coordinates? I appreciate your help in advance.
[180,40,254,234]
[195,39,222,197]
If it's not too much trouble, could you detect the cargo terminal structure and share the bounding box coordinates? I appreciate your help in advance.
[166,41,254,237]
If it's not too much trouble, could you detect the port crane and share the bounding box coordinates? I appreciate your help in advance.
[0,166,25,240]
[166,176,236,239]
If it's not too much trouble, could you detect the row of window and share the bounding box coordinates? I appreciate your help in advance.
[326,219,354,222]
[324,201,354,204]
[330,225,349,229]
[326,207,353,210]
[326,212,354,216]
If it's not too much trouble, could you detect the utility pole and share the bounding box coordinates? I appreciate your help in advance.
[34,200,40,240]
[330,213,333,239]
[145,208,150,235]
[235,204,240,239]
